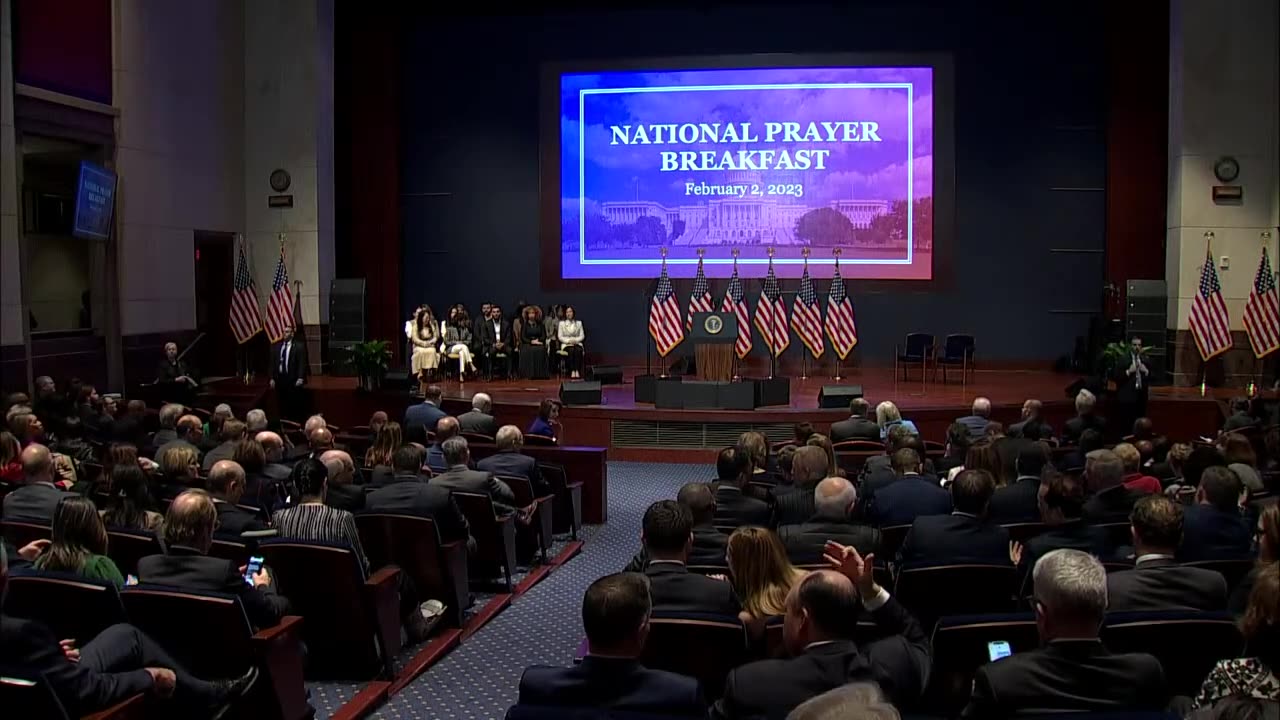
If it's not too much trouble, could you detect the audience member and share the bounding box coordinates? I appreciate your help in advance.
[233,438,285,512]
[875,401,918,440]
[527,398,560,439]
[201,419,247,472]
[207,459,267,537]
[727,527,805,627]
[792,421,816,446]
[1014,472,1110,573]
[102,464,164,531]
[156,443,201,502]
[404,384,447,439]
[2,444,66,523]
[806,433,841,479]
[713,543,929,718]
[305,427,335,459]
[0,543,258,716]
[775,446,828,525]
[0,430,21,482]
[776,444,798,485]
[149,403,184,448]
[935,422,970,477]
[1113,442,1162,494]
[989,442,1049,523]
[860,425,921,501]
[427,416,460,471]
[1107,494,1227,611]
[1082,449,1144,524]
[785,682,901,720]
[272,459,368,570]
[1181,466,1253,560]
[244,408,268,434]
[32,495,124,586]
[1009,398,1053,440]
[1220,433,1266,493]
[367,411,388,440]
[962,549,1168,717]
[737,430,774,480]
[458,392,498,437]
[365,420,402,468]
[947,439,1001,487]
[363,445,472,547]
[433,437,516,509]
[714,445,740,485]
[955,397,991,442]
[780,476,880,564]
[626,482,728,571]
[116,402,155,446]
[1232,504,1279,613]
[1154,441,1192,483]
[899,469,1009,565]
[713,445,772,529]
[1223,396,1258,433]
[867,448,951,527]
[319,449,364,513]
[256,431,287,464]
[476,425,548,495]
[7,409,44,447]
[636,500,739,616]
[137,489,289,629]
[516,572,704,715]
[830,398,881,443]
[1062,389,1106,445]
[1195,563,1280,708]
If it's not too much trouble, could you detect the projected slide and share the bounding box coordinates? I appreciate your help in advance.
[559,66,933,280]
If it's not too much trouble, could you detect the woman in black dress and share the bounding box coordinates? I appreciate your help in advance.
[519,305,548,379]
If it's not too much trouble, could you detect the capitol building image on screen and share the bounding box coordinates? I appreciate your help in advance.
[600,170,889,246]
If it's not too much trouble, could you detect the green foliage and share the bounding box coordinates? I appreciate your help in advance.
[351,340,391,376]
[794,207,856,246]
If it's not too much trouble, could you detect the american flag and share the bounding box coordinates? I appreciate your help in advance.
[754,258,789,356]
[229,235,263,344]
[721,260,752,358]
[264,242,295,343]
[792,260,824,358]
[648,259,684,356]
[1189,249,1233,360]
[825,258,858,359]
[1244,247,1280,357]
[686,256,714,329]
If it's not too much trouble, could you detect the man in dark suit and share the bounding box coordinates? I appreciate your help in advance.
[156,414,204,465]
[626,482,728,571]
[860,431,938,512]
[137,490,290,630]
[1015,472,1111,574]
[1113,336,1150,440]
[424,416,457,472]
[779,477,880,565]
[476,425,548,495]
[1062,389,1106,445]
[2,444,67,524]
[774,446,829,526]
[934,422,970,478]
[1107,494,1228,612]
[867,448,951,527]
[829,398,880,443]
[0,545,257,717]
[1082,449,1145,524]
[713,447,772,529]
[989,442,1049,524]
[201,419,247,472]
[1008,398,1053,440]
[403,384,447,440]
[363,445,472,547]
[477,306,512,379]
[269,325,309,421]
[517,572,705,715]
[432,437,516,510]
[713,545,930,717]
[637,501,739,616]
[319,450,365,514]
[954,396,992,442]
[899,469,1010,565]
[1222,396,1257,432]
[962,549,1168,717]
[458,392,499,437]
[208,460,268,537]
[1180,465,1253,561]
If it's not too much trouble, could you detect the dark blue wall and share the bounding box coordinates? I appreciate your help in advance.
[399,1,1107,363]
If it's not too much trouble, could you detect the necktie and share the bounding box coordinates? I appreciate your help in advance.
[1134,354,1141,389]
[281,342,289,374]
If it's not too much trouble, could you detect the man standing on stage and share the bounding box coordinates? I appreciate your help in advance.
[1116,336,1149,437]
[270,326,309,420]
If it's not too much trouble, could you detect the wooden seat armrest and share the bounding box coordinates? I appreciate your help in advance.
[365,565,401,590]
[534,494,555,505]
[83,693,146,720]
[362,566,403,677]
[251,616,310,720]
[439,539,472,624]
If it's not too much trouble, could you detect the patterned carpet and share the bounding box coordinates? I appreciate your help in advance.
[372,462,710,720]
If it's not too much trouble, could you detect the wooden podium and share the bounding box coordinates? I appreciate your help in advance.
[690,312,736,382]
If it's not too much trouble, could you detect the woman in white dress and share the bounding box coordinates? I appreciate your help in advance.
[557,305,586,379]
[410,306,439,394]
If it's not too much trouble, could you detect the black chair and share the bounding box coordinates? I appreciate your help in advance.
[2,569,128,644]
[640,613,746,698]
[1002,522,1049,544]
[1094,522,1133,547]
[104,528,163,577]
[258,539,402,679]
[1184,558,1256,594]
[894,563,1019,629]
[926,612,1039,714]
[453,492,519,592]
[877,524,913,560]
[935,333,976,384]
[0,520,51,548]
[461,432,495,445]
[0,669,145,720]
[502,475,555,564]
[540,462,582,539]
[1101,610,1244,697]
[355,513,471,628]
[895,333,934,382]
[209,536,253,566]
[120,586,310,720]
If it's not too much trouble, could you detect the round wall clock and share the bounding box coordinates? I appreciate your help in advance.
[270,169,292,192]
[1213,157,1240,183]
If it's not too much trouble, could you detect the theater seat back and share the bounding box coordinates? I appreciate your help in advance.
[1102,611,1243,697]
[640,613,746,697]
[121,586,256,678]
[3,569,127,643]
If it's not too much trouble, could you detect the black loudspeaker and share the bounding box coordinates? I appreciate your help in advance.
[817,385,864,409]
[1125,279,1168,383]
[328,278,366,377]
[560,380,602,406]
[383,367,411,395]
[589,365,623,385]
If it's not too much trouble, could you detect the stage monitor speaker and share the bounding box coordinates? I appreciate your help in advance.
[560,380,602,406]
[817,385,864,409]
[328,279,366,376]
[589,365,623,385]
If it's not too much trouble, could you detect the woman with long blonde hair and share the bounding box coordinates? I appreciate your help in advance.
[365,421,402,467]
[728,526,807,623]
[410,306,439,394]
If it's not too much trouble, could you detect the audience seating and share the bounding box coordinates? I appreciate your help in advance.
[502,475,555,564]
[506,707,699,720]
[925,612,1039,713]
[461,432,495,445]
[1184,557,1255,593]
[934,333,976,385]
[0,671,144,720]
[1,520,50,548]
[1002,522,1049,544]
[877,524,912,559]
[538,462,582,538]
[355,513,471,628]
[120,586,310,720]
[1094,521,1134,547]
[894,564,1019,627]
[453,492,519,592]
[524,434,557,447]
[639,613,747,697]
[104,528,163,577]
[1101,610,1244,696]
[2,569,129,644]
[258,539,402,679]
[209,536,254,566]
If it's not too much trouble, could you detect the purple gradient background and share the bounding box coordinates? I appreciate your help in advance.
[560,66,933,279]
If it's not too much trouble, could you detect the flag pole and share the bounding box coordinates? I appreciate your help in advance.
[800,249,809,381]
[658,247,667,379]
[1201,231,1214,395]
[768,247,778,380]
[833,248,843,381]
[731,249,741,382]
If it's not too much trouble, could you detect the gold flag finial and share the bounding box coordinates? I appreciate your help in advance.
[697,247,705,258]
[833,247,843,258]
[767,246,775,258]
[802,247,810,258]
[732,247,740,258]
[660,246,668,258]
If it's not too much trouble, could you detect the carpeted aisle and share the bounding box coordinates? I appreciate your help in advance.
[372,461,710,719]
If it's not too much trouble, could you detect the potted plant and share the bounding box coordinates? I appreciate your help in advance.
[1097,341,1149,390]
[351,340,391,392]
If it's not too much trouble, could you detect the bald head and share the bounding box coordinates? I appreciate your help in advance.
[21,443,53,483]
[972,397,991,417]
[436,416,460,441]
[814,476,857,520]
[320,449,355,486]
[207,460,245,501]
[785,570,860,653]
[308,427,334,451]
[791,445,828,487]
[164,489,217,552]
[177,414,202,438]
[303,415,327,436]
[256,431,284,461]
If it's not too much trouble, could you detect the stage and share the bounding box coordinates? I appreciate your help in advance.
[206,367,1248,462]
